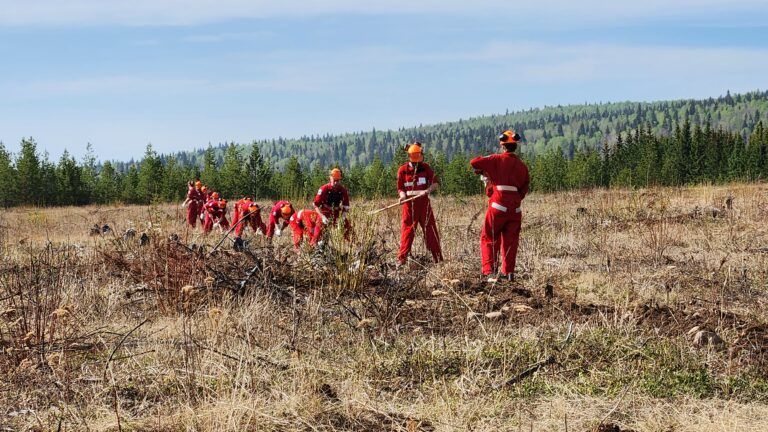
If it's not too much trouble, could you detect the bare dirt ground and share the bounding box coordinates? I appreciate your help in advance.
[1,183,767,431]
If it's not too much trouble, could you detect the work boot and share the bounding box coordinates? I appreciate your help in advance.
[506,273,515,283]
[233,237,245,251]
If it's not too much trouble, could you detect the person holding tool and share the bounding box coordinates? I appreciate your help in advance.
[396,142,443,266]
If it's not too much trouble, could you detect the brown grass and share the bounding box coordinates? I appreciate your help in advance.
[1,183,768,431]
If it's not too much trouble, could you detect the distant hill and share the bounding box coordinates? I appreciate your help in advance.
[158,90,768,170]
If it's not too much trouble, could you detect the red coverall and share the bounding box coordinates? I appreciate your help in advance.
[232,198,249,226]
[266,200,292,239]
[397,162,443,264]
[186,186,204,227]
[203,200,230,233]
[198,191,210,221]
[313,183,351,241]
[289,209,319,249]
[233,201,266,237]
[469,152,530,276]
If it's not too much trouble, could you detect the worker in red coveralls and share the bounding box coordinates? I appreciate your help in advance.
[313,168,351,242]
[470,130,530,282]
[266,200,294,240]
[289,209,320,249]
[203,193,230,233]
[234,201,266,238]
[232,196,252,227]
[198,185,210,222]
[396,142,443,266]
[182,180,204,227]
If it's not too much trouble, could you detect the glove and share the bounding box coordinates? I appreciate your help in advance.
[480,175,489,186]
[180,203,187,208]
[275,227,282,237]
[321,215,329,225]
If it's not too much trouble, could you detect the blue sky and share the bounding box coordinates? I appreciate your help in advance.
[1,1,767,161]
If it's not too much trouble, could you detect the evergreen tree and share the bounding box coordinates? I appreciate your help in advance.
[56,150,86,206]
[122,165,140,204]
[162,156,187,201]
[15,138,42,204]
[244,144,274,199]
[80,143,97,204]
[362,156,388,198]
[307,163,329,199]
[219,144,245,199]
[200,146,219,192]
[95,161,120,203]
[443,153,478,195]
[39,152,59,206]
[0,143,17,207]
[280,156,305,199]
[137,144,164,203]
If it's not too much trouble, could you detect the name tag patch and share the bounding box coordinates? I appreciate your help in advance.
[417,177,427,185]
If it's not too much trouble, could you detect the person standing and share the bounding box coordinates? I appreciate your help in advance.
[396,142,443,265]
[182,180,204,228]
[313,168,351,241]
[470,130,530,282]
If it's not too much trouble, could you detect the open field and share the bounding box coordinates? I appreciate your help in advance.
[2,183,768,431]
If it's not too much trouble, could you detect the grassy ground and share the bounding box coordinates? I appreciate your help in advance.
[1,183,767,431]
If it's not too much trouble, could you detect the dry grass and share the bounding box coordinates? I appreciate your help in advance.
[1,183,768,431]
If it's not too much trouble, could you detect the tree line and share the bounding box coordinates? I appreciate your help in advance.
[532,119,768,192]
[0,118,766,208]
[165,90,768,171]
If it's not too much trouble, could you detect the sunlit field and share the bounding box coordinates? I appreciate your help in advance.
[2,183,768,431]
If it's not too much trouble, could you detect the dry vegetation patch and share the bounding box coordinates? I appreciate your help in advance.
[1,184,767,431]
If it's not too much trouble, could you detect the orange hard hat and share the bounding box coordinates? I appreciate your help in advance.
[194,180,202,188]
[280,203,294,216]
[499,130,521,145]
[407,142,423,163]
[330,168,343,180]
[211,192,220,200]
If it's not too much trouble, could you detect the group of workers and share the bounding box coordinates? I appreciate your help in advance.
[182,130,529,281]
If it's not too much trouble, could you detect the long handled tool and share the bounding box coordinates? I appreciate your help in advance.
[367,194,422,215]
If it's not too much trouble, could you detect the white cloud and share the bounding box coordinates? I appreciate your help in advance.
[0,0,765,26]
